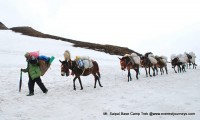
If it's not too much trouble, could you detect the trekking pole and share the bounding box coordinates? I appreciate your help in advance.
[19,70,22,92]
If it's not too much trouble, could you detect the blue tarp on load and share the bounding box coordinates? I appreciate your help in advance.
[38,55,50,62]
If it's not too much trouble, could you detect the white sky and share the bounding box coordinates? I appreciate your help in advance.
[1,0,200,59]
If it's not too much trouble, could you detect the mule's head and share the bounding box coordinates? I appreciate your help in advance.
[59,60,70,76]
[119,57,126,70]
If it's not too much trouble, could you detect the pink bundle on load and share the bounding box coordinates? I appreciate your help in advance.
[29,51,39,58]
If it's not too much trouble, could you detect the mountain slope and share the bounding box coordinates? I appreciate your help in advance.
[0,22,8,29]
[10,26,141,56]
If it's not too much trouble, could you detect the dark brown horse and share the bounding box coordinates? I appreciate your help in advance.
[60,59,103,90]
[119,56,139,82]
[154,56,168,75]
[171,57,186,73]
[140,52,157,77]
[185,53,197,69]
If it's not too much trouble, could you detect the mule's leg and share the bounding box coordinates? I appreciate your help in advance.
[129,70,132,81]
[94,75,98,88]
[177,66,179,73]
[152,67,156,76]
[193,63,196,69]
[174,68,177,73]
[134,67,139,79]
[149,66,152,77]
[160,68,162,75]
[94,72,103,87]
[96,74,103,87]
[127,70,132,82]
[73,77,78,90]
[182,65,184,72]
[145,67,148,77]
[162,68,164,74]
[127,71,130,82]
[162,68,164,75]
[177,65,181,73]
[182,65,186,72]
[174,66,177,73]
[155,66,158,75]
[78,77,83,90]
[165,66,168,74]
[148,67,151,77]
[181,65,184,72]
[180,65,184,72]
[97,71,101,79]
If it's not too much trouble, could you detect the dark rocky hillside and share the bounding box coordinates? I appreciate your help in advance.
[3,24,141,56]
[0,22,8,30]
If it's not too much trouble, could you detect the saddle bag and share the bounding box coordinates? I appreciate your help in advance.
[77,59,84,69]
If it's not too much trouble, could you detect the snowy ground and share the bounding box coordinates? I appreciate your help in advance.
[0,30,200,120]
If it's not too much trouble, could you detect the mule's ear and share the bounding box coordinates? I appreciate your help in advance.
[118,57,122,60]
[59,60,62,63]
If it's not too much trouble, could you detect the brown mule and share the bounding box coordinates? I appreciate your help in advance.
[154,56,168,75]
[140,52,157,77]
[119,56,140,82]
[60,59,103,90]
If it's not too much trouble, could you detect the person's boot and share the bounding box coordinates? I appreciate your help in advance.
[44,89,48,94]
[27,93,34,96]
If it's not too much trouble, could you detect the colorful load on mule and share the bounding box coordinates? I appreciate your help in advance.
[63,50,93,69]
[60,50,103,90]
[25,51,55,76]
[75,56,93,69]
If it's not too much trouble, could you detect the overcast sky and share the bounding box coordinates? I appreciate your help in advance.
[1,0,200,60]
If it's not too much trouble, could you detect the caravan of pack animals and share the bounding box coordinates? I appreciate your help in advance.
[22,50,197,92]
[58,50,197,90]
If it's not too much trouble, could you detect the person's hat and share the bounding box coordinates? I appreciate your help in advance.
[24,52,30,58]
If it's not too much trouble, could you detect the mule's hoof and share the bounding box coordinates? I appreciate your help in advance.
[80,88,83,90]
[74,88,76,90]
[94,87,96,88]
[100,85,103,87]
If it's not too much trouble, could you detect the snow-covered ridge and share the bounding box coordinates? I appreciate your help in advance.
[0,30,200,120]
